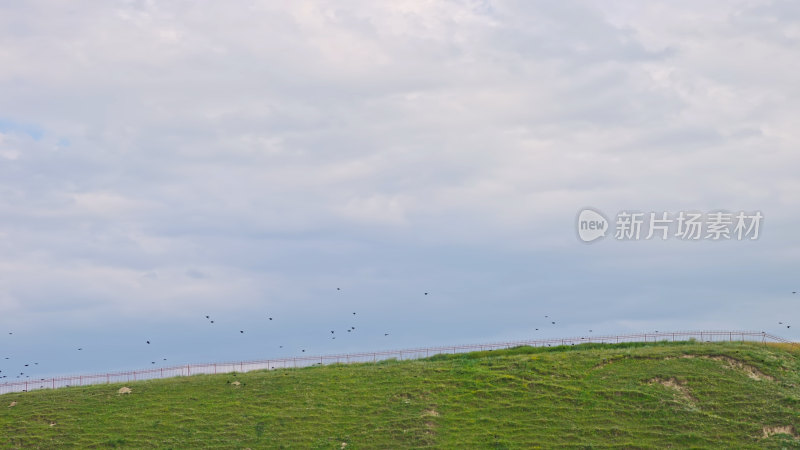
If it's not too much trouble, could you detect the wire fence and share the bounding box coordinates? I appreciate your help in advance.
[1,330,792,395]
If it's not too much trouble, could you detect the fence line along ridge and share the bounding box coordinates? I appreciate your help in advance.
[0,330,791,395]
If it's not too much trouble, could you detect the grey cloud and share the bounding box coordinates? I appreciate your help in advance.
[0,1,798,375]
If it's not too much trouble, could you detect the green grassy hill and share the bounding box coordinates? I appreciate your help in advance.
[2,341,799,448]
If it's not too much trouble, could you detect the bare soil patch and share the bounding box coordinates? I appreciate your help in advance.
[422,409,439,417]
[708,356,774,381]
[648,377,696,405]
[762,425,799,440]
[595,354,774,381]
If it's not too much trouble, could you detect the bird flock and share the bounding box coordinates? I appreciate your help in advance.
[2,289,798,383]
[1,287,400,382]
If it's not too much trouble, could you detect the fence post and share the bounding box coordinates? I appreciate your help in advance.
[187,364,190,376]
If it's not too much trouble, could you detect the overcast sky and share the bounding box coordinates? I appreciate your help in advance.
[1,0,799,378]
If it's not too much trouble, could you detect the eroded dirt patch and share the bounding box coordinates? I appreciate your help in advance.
[762,425,799,440]
[708,356,774,381]
[648,377,696,405]
[422,409,439,417]
[595,354,775,381]
[422,408,439,434]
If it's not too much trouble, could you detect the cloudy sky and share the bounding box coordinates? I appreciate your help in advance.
[1,0,799,378]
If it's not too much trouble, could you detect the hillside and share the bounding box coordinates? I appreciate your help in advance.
[2,341,799,448]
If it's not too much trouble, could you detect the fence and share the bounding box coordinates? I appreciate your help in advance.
[0,330,792,395]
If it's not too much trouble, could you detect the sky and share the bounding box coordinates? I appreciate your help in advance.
[1,0,799,380]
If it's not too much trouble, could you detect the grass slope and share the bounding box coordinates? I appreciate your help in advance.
[2,341,799,448]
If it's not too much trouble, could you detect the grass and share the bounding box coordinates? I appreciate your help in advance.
[2,341,799,448]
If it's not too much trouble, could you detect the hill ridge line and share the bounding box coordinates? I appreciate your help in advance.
[1,329,791,395]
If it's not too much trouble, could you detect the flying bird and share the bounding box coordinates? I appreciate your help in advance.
[146,340,150,344]
[240,330,244,334]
